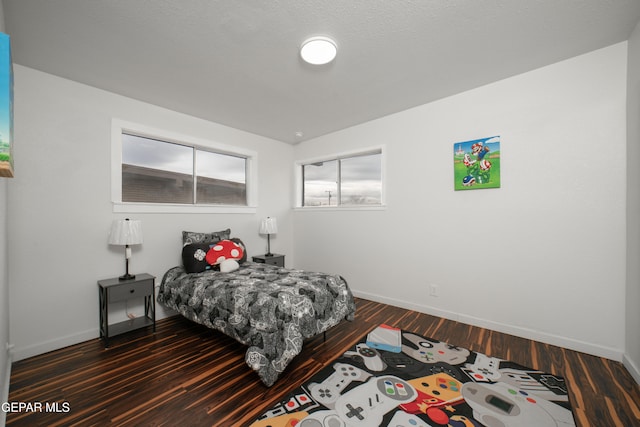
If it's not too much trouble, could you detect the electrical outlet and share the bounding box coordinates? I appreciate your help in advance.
[429,284,438,297]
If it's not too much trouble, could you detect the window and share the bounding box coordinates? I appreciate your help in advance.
[300,149,383,207]
[112,120,256,213]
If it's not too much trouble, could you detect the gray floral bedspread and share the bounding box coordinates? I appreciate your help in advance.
[157,262,356,386]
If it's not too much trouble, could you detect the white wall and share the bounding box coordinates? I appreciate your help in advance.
[7,65,294,360]
[293,43,628,360]
[625,20,640,383]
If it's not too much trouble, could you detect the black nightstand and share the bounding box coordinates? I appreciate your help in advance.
[98,273,156,348]
[252,254,285,267]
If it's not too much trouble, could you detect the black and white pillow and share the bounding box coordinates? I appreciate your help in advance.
[182,228,231,246]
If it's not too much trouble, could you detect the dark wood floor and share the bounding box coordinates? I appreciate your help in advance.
[6,298,640,426]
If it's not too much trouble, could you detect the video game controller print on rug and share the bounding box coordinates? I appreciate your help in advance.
[250,325,577,426]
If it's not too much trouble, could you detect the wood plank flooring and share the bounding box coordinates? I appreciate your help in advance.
[6,298,640,426]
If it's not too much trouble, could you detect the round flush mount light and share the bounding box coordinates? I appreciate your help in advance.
[300,36,337,65]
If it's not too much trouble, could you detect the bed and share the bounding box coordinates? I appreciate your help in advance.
[157,231,356,387]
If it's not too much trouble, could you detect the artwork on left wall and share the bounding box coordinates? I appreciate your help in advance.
[0,32,14,178]
[454,135,500,190]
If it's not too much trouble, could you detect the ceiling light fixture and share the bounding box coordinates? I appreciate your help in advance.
[300,36,337,65]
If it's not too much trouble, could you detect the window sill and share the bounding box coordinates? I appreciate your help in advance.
[113,202,257,214]
[293,205,387,212]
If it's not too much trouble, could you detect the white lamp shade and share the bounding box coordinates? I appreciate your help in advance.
[259,217,278,235]
[108,219,143,246]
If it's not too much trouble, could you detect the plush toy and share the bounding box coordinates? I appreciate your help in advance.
[205,239,245,272]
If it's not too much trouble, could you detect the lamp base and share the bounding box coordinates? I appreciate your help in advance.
[119,273,136,281]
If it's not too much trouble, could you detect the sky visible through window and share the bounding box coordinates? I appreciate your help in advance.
[122,133,245,183]
[304,152,381,206]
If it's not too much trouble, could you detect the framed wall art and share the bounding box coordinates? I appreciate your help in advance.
[454,135,500,190]
[0,32,13,178]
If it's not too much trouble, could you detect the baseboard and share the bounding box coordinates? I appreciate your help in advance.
[623,353,640,385]
[1,350,11,427]
[9,292,633,381]
[11,328,98,362]
[352,290,624,362]
[10,310,175,362]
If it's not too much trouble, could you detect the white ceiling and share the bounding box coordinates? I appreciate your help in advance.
[3,0,640,144]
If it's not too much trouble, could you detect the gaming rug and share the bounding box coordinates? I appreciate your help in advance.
[250,324,577,427]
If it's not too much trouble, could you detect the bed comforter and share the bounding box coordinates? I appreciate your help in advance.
[157,262,356,386]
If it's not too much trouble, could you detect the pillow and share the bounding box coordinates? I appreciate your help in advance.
[230,237,247,264]
[205,240,245,266]
[182,228,231,246]
[182,242,216,273]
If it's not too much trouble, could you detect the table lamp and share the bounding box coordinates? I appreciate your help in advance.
[108,218,143,280]
[259,217,277,257]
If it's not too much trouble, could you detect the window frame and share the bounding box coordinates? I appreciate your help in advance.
[111,119,257,213]
[294,145,386,210]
